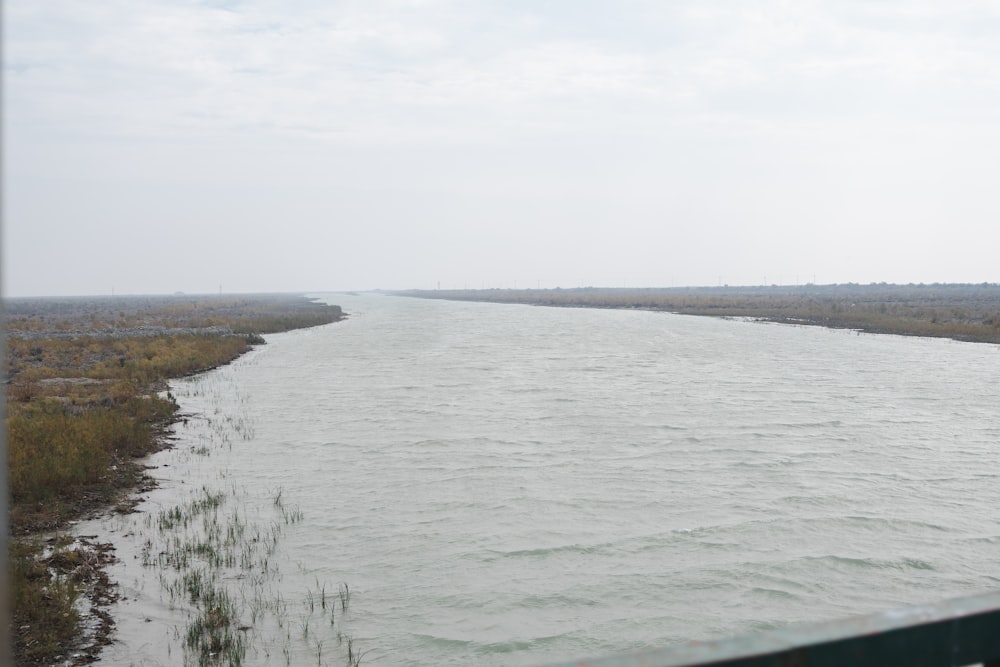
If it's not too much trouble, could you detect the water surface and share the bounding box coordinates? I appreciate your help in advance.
[91,293,1000,665]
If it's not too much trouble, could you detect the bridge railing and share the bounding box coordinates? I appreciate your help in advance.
[543,590,1000,667]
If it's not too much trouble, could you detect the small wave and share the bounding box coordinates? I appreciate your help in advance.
[744,586,801,601]
[411,634,475,650]
[475,634,570,655]
[518,592,600,609]
[732,457,799,468]
[797,554,936,572]
[657,515,954,550]
[836,515,953,534]
[653,424,688,431]
[411,632,570,656]
[778,420,844,429]
[776,494,834,507]
[495,543,604,559]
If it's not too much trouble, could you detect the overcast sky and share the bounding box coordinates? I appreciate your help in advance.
[5,1,1000,297]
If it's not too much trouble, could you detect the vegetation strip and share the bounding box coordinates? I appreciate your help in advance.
[395,283,1000,345]
[5,293,344,666]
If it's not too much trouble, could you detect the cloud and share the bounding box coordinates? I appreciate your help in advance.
[10,0,999,143]
[5,0,1000,295]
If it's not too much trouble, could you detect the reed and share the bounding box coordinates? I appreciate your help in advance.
[142,478,364,665]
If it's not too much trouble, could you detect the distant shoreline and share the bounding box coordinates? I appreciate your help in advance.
[393,283,1000,345]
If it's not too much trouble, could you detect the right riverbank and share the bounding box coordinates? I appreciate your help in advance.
[394,283,1000,345]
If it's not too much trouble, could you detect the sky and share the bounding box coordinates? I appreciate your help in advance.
[4,0,1000,297]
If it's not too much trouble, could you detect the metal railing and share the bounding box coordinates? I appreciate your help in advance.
[544,590,1000,667]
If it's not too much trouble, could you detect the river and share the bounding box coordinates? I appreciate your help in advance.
[83,293,1000,666]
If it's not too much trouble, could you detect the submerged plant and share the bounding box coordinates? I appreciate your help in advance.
[139,478,364,666]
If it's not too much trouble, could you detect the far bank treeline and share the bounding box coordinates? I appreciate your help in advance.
[5,293,344,666]
[394,283,1000,345]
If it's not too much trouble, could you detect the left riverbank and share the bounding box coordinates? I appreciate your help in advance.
[5,293,344,665]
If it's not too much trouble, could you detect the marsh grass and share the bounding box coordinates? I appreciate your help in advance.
[139,470,363,665]
[184,582,246,667]
[273,490,305,525]
[8,392,178,516]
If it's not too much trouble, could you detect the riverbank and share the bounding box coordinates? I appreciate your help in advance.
[5,293,344,665]
[394,283,1000,345]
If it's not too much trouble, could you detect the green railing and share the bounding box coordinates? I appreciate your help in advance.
[544,591,1000,667]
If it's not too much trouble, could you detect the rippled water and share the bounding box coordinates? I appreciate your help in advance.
[89,293,1000,666]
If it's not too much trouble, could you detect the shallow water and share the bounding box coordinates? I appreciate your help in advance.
[85,293,1000,665]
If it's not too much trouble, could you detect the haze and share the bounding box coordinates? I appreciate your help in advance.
[5,1,1000,297]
